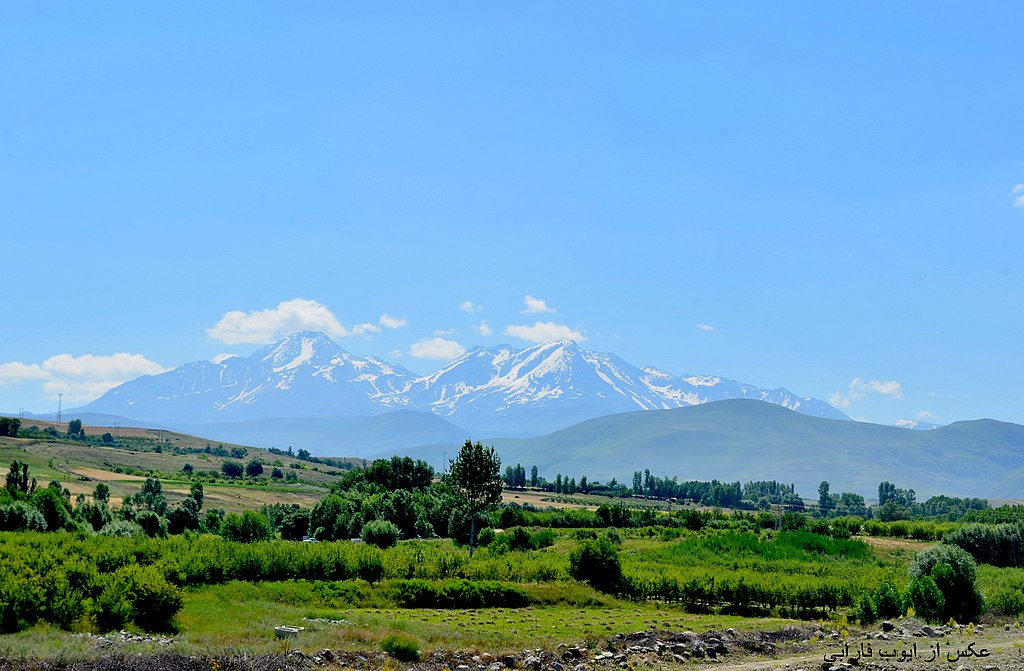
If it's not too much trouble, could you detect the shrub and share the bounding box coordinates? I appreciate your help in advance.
[568,538,622,593]
[856,594,877,624]
[221,511,273,543]
[873,581,904,619]
[944,524,1024,568]
[905,575,945,622]
[136,510,167,538]
[0,502,46,531]
[381,633,420,661]
[117,565,183,632]
[476,527,496,547]
[362,519,401,549]
[357,554,385,584]
[910,545,982,623]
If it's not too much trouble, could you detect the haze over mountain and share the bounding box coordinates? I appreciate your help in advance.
[74,331,847,448]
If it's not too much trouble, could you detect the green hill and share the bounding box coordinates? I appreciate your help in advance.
[488,399,1024,499]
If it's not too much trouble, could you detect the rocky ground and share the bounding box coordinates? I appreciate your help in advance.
[2,619,1022,671]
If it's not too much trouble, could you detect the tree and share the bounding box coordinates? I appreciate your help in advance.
[910,545,982,623]
[530,465,539,488]
[6,460,36,498]
[447,439,502,557]
[221,460,244,478]
[221,510,273,543]
[93,482,110,504]
[245,459,264,478]
[818,481,832,515]
[0,417,20,437]
[67,419,84,438]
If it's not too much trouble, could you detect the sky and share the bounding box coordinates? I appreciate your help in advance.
[1,3,1022,427]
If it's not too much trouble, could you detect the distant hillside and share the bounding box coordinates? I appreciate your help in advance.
[475,400,1024,499]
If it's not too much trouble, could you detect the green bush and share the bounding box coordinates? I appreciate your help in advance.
[221,511,273,543]
[910,545,982,623]
[568,538,623,593]
[380,633,420,661]
[362,519,401,549]
[906,575,945,622]
[944,524,1024,568]
[855,595,877,624]
[873,581,904,619]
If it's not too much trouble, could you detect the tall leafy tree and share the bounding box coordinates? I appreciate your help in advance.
[447,439,502,557]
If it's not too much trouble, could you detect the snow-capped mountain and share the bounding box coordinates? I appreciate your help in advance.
[408,340,847,435]
[80,331,848,439]
[84,332,419,422]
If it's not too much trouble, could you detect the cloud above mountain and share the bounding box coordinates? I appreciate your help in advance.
[830,377,904,408]
[208,298,349,344]
[505,321,586,343]
[410,337,466,360]
[0,353,167,403]
[522,295,555,314]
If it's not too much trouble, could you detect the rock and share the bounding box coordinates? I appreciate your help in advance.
[501,655,518,668]
[921,626,936,637]
[523,655,542,671]
[480,653,494,664]
[490,664,506,671]
[881,621,895,632]
[320,649,335,663]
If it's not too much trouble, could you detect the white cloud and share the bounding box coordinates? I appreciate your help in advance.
[522,295,555,314]
[352,322,381,336]
[915,410,936,420]
[1013,183,1024,208]
[504,321,586,344]
[830,377,904,408]
[212,353,238,364]
[475,321,493,336]
[433,328,456,336]
[207,298,348,345]
[0,352,168,403]
[410,337,466,360]
[0,361,47,382]
[695,323,715,331]
[459,301,483,313]
[379,314,407,329]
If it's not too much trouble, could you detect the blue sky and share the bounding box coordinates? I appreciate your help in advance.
[1,3,1022,427]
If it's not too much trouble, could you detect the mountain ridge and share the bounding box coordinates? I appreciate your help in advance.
[78,331,847,438]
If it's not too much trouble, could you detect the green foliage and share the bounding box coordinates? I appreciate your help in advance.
[380,633,420,662]
[391,579,529,608]
[221,460,244,478]
[910,544,982,623]
[245,459,264,477]
[569,538,623,593]
[0,417,20,437]
[856,594,877,624]
[906,574,945,622]
[874,581,904,619]
[0,502,47,531]
[115,564,183,632]
[221,510,273,543]
[136,510,167,538]
[943,523,1024,567]
[5,461,36,498]
[279,510,310,541]
[362,519,401,549]
[31,486,77,531]
[448,440,503,556]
